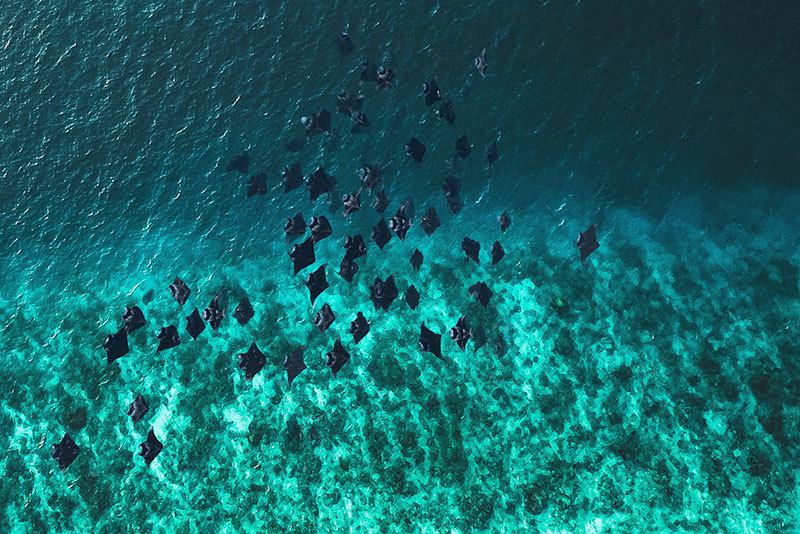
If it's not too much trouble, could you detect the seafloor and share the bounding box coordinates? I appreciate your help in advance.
[5,185,800,533]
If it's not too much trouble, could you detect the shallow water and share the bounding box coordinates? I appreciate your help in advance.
[2,1,800,532]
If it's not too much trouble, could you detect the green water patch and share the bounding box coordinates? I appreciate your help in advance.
[2,216,800,532]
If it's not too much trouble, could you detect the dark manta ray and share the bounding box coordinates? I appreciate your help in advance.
[337,90,364,115]
[448,315,471,350]
[282,163,303,192]
[103,329,129,363]
[169,277,190,306]
[283,346,307,386]
[325,336,351,378]
[237,342,266,380]
[376,67,394,88]
[127,394,149,423]
[202,290,227,332]
[499,211,511,232]
[359,164,382,191]
[410,249,423,271]
[306,166,335,203]
[343,190,362,216]
[360,58,379,83]
[284,211,307,236]
[399,198,415,221]
[290,238,315,275]
[309,216,333,243]
[456,134,471,158]
[420,207,441,236]
[405,137,426,163]
[339,258,359,283]
[577,224,599,264]
[157,325,180,351]
[446,194,463,215]
[351,112,370,134]
[491,241,505,265]
[203,289,228,332]
[372,190,389,214]
[436,101,456,125]
[419,323,443,359]
[441,177,463,214]
[227,151,250,174]
[486,140,499,165]
[442,177,461,198]
[186,308,205,339]
[138,428,163,466]
[405,285,420,310]
[369,275,399,311]
[122,306,145,334]
[344,234,367,261]
[469,282,493,307]
[335,32,354,54]
[305,265,329,304]
[445,191,464,215]
[462,238,480,263]
[305,108,332,136]
[388,210,410,242]
[313,303,336,333]
[247,173,267,198]
[389,200,414,241]
[372,218,392,249]
[233,297,254,326]
[349,312,370,344]
[423,79,441,106]
[51,433,80,471]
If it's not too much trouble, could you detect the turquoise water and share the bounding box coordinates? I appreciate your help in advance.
[2,1,800,532]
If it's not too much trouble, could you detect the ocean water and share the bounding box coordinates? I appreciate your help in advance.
[2,0,800,532]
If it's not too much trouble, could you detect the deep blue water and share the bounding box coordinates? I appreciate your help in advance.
[2,1,800,532]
